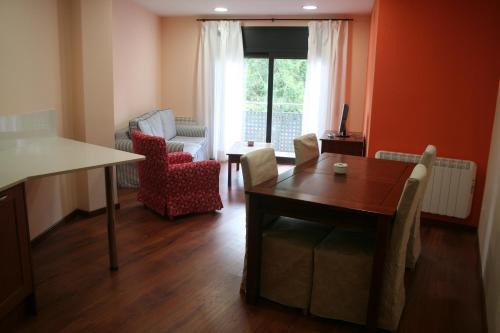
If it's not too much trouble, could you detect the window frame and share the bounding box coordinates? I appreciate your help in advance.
[242,27,308,143]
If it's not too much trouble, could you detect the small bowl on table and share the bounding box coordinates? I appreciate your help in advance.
[334,162,348,175]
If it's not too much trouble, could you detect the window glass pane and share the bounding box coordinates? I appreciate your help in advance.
[271,58,307,153]
[243,58,268,143]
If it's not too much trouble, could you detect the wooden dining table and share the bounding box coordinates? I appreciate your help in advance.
[245,153,414,332]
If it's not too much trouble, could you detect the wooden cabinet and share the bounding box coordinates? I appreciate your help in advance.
[320,131,366,157]
[0,184,35,320]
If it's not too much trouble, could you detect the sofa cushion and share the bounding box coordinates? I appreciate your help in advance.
[137,112,164,137]
[170,136,208,161]
[181,143,202,158]
[159,109,177,140]
[129,111,155,136]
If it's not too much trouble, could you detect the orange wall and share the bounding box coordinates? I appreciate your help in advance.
[112,0,162,129]
[365,0,500,226]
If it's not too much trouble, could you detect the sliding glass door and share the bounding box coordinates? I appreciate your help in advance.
[271,58,307,152]
[244,57,307,153]
[244,58,268,143]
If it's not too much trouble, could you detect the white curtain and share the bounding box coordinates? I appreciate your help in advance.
[302,21,349,137]
[197,21,245,160]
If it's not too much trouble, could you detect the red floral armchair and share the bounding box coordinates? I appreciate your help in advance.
[131,131,223,219]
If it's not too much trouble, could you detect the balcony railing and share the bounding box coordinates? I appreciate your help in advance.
[243,101,303,153]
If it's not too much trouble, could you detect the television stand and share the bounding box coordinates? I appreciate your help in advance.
[321,130,365,156]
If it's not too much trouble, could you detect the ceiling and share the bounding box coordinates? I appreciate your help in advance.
[131,0,374,16]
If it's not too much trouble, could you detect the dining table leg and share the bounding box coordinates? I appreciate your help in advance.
[245,194,263,305]
[366,215,392,332]
[105,166,118,271]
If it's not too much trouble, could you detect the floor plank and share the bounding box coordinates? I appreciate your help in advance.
[12,162,483,332]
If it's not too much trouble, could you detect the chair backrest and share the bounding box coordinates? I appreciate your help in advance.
[384,164,427,298]
[413,144,437,223]
[130,130,169,193]
[240,148,278,191]
[419,145,436,189]
[294,133,319,166]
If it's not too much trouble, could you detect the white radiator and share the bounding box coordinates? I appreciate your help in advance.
[375,151,476,219]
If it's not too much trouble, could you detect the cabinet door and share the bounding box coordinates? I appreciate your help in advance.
[0,184,34,318]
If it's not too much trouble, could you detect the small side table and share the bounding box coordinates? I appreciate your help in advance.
[320,131,365,157]
[226,142,274,187]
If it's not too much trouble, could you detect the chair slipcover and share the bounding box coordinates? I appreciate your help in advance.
[294,133,320,166]
[310,164,427,330]
[261,217,332,309]
[406,144,436,268]
[240,148,331,310]
[131,130,223,219]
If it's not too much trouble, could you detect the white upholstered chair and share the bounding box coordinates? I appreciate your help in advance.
[309,164,427,331]
[240,148,332,311]
[374,145,437,269]
[406,145,436,269]
[294,133,320,166]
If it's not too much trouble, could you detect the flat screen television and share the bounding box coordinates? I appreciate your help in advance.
[337,104,350,137]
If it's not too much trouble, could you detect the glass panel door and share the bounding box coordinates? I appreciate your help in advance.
[243,57,306,154]
[243,58,268,143]
[271,59,307,153]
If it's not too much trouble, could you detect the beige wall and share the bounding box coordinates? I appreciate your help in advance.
[0,0,77,239]
[161,15,371,131]
[112,0,162,129]
[161,17,200,117]
[78,0,116,211]
[478,81,500,333]
[59,0,116,212]
[0,0,62,119]
[0,3,370,238]
[0,0,117,237]
[347,16,370,132]
[80,0,115,148]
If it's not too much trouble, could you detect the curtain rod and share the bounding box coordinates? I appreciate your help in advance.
[196,18,353,22]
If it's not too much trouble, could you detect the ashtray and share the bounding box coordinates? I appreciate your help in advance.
[334,162,348,174]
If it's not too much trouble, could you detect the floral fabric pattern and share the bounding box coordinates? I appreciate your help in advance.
[131,131,223,218]
[168,152,193,164]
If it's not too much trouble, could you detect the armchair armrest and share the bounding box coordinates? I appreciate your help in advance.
[167,161,220,193]
[168,152,193,164]
[175,117,207,137]
[166,141,184,152]
[115,128,130,140]
[176,125,207,138]
[115,137,133,153]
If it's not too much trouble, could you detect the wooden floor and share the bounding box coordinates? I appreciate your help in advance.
[12,162,484,332]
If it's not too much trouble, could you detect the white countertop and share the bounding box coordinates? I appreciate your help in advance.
[0,136,144,192]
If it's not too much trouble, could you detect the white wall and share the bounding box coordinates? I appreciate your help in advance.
[478,81,500,333]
